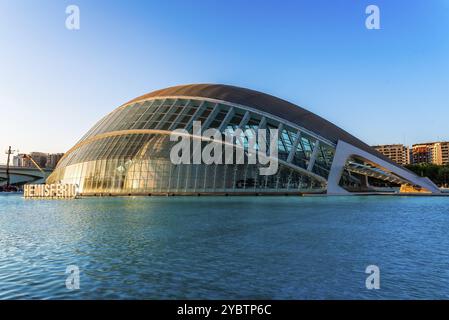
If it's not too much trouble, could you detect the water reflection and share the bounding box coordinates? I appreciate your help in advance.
[1,194,449,299]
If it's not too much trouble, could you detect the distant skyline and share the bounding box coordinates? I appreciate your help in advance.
[1,0,448,163]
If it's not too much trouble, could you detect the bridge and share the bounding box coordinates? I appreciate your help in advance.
[0,165,53,186]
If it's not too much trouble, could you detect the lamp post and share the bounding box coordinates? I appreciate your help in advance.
[4,146,17,188]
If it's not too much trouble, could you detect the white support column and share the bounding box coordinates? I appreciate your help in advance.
[275,122,284,151]
[218,107,235,132]
[202,103,220,130]
[237,111,251,130]
[327,140,442,195]
[277,122,288,150]
[143,99,167,128]
[258,116,267,130]
[185,101,206,131]
[155,99,178,130]
[287,130,301,163]
[144,99,167,128]
[130,100,155,129]
[307,140,320,171]
[327,141,352,195]
[168,99,191,131]
[277,122,284,133]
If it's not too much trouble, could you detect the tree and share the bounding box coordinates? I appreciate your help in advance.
[438,166,449,187]
[405,163,448,187]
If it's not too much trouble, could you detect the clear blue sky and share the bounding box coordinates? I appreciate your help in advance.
[1,0,448,163]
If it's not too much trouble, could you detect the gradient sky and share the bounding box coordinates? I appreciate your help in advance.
[1,0,448,163]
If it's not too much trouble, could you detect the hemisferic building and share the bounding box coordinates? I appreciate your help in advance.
[47,84,441,195]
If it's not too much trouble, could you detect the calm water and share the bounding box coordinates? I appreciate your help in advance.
[1,194,449,299]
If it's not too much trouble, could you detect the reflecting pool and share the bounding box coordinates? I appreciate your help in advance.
[1,194,449,299]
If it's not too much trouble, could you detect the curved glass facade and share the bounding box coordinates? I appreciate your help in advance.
[48,97,336,195]
[46,84,442,195]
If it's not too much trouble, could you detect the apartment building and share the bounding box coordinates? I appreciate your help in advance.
[373,144,410,166]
